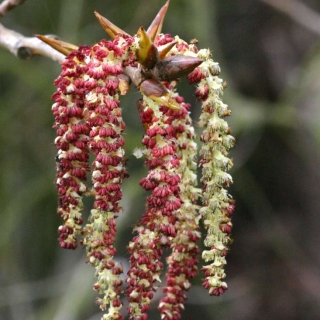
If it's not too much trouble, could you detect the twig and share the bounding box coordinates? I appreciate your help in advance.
[0,0,64,63]
[260,0,320,36]
[0,23,65,63]
[0,0,25,18]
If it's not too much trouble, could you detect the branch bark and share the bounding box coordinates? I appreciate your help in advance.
[0,23,65,63]
[0,0,64,63]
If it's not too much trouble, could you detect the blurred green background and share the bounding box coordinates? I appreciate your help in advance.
[1,0,320,319]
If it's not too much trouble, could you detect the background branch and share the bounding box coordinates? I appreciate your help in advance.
[0,0,25,17]
[260,0,320,36]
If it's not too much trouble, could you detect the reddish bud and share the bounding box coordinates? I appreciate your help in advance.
[140,78,167,97]
[140,79,180,110]
[152,54,203,81]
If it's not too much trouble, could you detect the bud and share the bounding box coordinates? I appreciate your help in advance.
[158,41,176,60]
[139,78,180,110]
[94,11,129,39]
[152,54,203,81]
[139,78,166,97]
[37,35,78,56]
[118,74,131,95]
[146,0,170,41]
[136,27,159,69]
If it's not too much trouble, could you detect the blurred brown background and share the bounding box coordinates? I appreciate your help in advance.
[1,0,320,319]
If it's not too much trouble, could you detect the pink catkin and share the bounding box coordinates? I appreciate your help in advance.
[126,96,185,319]
[81,37,134,318]
[52,46,92,250]
[157,88,201,320]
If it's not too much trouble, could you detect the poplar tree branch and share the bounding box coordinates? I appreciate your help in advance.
[0,23,65,62]
[0,0,64,62]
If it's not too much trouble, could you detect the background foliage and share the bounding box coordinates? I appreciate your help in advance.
[1,0,320,319]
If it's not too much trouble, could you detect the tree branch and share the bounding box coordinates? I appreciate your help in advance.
[260,0,320,36]
[0,0,64,63]
[0,0,25,18]
[0,23,65,63]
